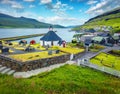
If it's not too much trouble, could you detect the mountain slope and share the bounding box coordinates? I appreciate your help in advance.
[0,13,65,28]
[73,7,120,33]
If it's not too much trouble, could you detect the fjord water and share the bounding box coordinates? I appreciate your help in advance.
[0,28,75,43]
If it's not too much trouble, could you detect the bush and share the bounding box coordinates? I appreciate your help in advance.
[71,39,77,43]
[76,42,84,47]
[67,43,77,47]
[109,50,120,56]
[90,44,105,49]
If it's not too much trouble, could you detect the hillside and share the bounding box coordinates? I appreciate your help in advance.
[0,13,65,28]
[0,65,120,94]
[73,7,120,33]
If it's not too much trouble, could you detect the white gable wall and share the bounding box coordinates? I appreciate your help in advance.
[40,41,59,46]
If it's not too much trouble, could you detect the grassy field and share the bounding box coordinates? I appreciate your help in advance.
[59,47,85,54]
[9,47,84,62]
[2,42,85,62]
[31,44,85,54]
[0,65,120,94]
[90,53,120,71]
[30,43,85,54]
[9,51,66,62]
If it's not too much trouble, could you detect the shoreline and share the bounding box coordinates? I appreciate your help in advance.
[0,33,46,41]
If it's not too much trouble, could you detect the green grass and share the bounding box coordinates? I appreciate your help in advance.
[89,44,105,52]
[9,51,66,62]
[0,65,120,94]
[82,18,120,32]
[59,47,85,54]
[90,53,120,71]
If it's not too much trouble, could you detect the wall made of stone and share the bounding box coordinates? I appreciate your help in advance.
[0,54,70,72]
[0,54,22,71]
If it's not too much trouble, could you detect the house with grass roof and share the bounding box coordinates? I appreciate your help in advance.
[92,36,105,44]
[113,33,120,44]
[97,32,116,45]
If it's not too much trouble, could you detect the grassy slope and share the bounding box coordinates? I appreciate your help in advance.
[90,52,120,71]
[0,13,64,28]
[73,9,120,33]
[0,65,120,94]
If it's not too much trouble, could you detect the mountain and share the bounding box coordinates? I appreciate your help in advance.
[66,25,80,28]
[73,7,120,33]
[0,13,65,28]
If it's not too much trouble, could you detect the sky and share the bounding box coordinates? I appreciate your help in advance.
[0,0,120,26]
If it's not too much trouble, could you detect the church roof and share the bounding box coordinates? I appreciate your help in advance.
[40,31,62,41]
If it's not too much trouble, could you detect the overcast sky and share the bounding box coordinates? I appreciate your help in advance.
[0,0,120,26]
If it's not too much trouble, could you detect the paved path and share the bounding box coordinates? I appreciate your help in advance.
[77,45,120,61]
[14,61,76,78]
[10,47,25,54]
[10,47,43,55]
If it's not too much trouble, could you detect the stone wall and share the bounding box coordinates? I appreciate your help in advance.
[0,54,70,72]
[0,54,22,71]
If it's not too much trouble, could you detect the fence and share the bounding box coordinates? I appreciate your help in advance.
[77,59,120,78]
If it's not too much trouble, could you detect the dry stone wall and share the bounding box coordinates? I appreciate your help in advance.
[0,54,70,72]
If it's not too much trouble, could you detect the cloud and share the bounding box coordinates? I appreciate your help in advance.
[86,0,120,15]
[51,1,74,16]
[40,0,52,4]
[29,4,35,8]
[11,4,23,9]
[39,0,74,16]
[69,7,74,10]
[0,0,23,9]
[40,0,53,10]
[24,0,35,2]
[87,0,98,5]
[0,6,86,26]
[79,9,82,12]
[86,1,107,13]
[0,7,38,19]
[38,16,87,26]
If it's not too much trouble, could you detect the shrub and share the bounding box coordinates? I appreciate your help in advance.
[67,43,77,47]
[109,50,120,56]
[76,42,84,48]
[90,44,105,49]
[71,39,77,43]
